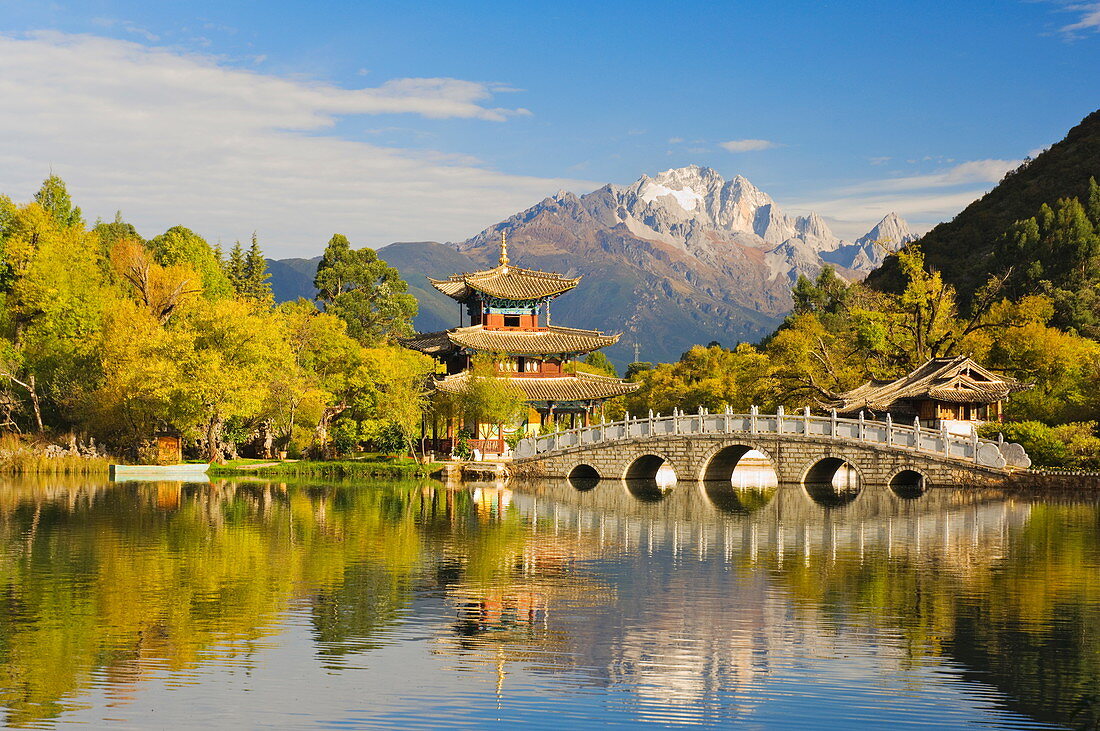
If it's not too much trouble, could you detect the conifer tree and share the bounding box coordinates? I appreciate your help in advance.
[225,241,246,294]
[241,233,272,302]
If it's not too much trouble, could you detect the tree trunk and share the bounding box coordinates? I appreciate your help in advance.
[314,404,347,459]
[205,410,224,464]
[26,375,43,433]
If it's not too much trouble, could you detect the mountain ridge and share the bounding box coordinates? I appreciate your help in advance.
[272,166,914,366]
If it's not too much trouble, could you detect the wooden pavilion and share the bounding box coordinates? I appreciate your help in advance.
[830,355,1031,436]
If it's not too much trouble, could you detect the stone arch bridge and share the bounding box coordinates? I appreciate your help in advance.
[513,407,1031,488]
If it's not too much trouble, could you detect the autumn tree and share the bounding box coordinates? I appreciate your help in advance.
[147,226,233,299]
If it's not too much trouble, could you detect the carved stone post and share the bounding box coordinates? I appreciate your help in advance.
[858,410,865,441]
[913,416,921,451]
[885,413,893,446]
[776,405,784,435]
[830,409,838,438]
[803,406,811,435]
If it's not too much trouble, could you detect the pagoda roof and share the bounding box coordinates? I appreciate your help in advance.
[400,324,620,356]
[428,264,580,302]
[434,371,640,402]
[830,356,1031,414]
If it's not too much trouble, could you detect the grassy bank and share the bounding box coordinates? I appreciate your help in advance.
[0,453,111,475]
[0,435,112,474]
[209,456,443,480]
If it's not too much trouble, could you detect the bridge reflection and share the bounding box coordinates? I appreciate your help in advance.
[510,474,1030,565]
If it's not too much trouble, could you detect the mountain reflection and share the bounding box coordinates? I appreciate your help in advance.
[0,475,1096,728]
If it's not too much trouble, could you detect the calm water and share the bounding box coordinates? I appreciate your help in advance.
[0,474,1098,729]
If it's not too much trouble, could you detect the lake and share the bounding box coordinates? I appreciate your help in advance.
[0,474,1097,729]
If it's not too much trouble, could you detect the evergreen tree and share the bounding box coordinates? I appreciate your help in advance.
[33,175,83,228]
[241,233,272,302]
[224,241,246,294]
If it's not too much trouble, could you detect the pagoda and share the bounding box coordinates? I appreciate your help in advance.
[402,234,639,455]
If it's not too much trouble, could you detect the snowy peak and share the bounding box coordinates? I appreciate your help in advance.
[795,212,835,241]
[856,212,917,249]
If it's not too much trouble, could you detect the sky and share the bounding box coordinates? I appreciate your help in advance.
[0,0,1098,256]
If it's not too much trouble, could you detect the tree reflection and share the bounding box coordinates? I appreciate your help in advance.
[0,476,1097,730]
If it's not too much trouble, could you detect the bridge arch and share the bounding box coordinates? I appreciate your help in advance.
[567,463,600,491]
[622,452,677,502]
[889,467,930,499]
[623,452,677,482]
[697,443,779,483]
[801,455,864,508]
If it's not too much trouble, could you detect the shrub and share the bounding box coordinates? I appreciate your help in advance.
[979,420,1100,469]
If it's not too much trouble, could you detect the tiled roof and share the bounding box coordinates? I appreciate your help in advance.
[434,371,640,402]
[428,264,580,302]
[831,356,1031,413]
[397,330,455,355]
[400,325,620,356]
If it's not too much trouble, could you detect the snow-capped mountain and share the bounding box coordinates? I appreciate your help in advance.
[459,164,912,284]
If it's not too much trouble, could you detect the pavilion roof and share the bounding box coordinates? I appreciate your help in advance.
[433,371,640,402]
[400,324,620,356]
[428,264,580,302]
[830,355,1031,414]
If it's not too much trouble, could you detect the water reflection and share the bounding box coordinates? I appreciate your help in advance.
[0,474,1096,729]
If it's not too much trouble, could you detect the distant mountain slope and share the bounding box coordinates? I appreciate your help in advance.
[270,166,913,366]
[866,109,1100,299]
[267,257,320,302]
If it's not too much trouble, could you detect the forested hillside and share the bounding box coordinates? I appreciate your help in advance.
[867,109,1100,305]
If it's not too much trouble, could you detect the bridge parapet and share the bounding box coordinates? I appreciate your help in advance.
[515,406,1030,473]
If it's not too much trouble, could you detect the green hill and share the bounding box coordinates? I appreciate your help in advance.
[866,109,1100,303]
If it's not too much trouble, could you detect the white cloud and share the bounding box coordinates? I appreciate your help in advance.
[1060,2,1100,35]
[789,158,1023,239]
[719,139,779,153]
[834,159,1022,195]
[0,32,587,256]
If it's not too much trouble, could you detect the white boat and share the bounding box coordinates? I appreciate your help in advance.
[109,463,211,482]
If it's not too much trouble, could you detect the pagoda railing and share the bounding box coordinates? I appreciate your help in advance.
[513,405,1031,470]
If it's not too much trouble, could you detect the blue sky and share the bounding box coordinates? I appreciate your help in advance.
[0,0,1097,255]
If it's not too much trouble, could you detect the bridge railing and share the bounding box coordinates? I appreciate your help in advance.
[513,406,1031,470]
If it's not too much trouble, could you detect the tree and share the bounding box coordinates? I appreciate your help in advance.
[581,350,617,377]
[33,175,83,228]
[313,234,417,344]
[623,344,778,415]
[448,354,527,440]
[241,233,272,302]
[147,226,233,299]
[93,211,144,251]
[791,265,850,316]
[224,242,246,293]
[172,297,291,462]
[111,239,202,324]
